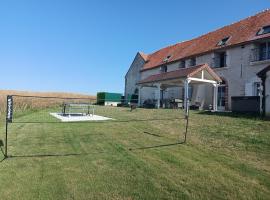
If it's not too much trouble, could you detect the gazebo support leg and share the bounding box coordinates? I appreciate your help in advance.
[138,86,142,107]
[184,79,190,117]
[157,84,161,109]
[213,83,218,112]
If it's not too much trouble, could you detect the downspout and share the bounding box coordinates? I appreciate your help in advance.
[257,74,266,117]
[261,75,266,117]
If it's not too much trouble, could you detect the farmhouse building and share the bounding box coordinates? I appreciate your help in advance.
[125,10,270,112]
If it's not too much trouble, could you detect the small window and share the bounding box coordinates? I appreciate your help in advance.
[134,88,139,95]
[252,42,270,61]
[163,55,172,62]
[214,52,227,68]
[190,58,196,66]
[160,65,167,73]
[259,43,267,60]
[179,60,186,68]
[217,36,230,46]
[257,25,270,35]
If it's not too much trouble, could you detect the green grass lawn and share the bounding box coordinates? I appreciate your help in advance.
[0,107,269,200]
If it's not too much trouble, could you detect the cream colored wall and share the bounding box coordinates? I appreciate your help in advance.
[167,62,180,71]
[140,63,183,104]
[130,40,270,110]
[222,43,269,109]
[141,67,160,79]
[196,43,270,109]
[140,67,160,104]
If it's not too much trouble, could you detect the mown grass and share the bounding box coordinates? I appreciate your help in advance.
[0,107,269,200]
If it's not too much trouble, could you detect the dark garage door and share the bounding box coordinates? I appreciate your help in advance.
[231,96,260,113]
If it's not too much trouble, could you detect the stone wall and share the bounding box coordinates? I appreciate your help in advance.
[125,53,145,100]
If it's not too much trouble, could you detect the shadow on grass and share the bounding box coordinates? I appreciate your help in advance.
[0,142,6,162]
[8,152,85,159]
[0,146,5,162]
[196,111,266,120]
[0,146,4,156]
[143,131,162,137]
[0,153,6,163]
[6,151,108,159]
[129,141,185,151]
[4,142,187,160]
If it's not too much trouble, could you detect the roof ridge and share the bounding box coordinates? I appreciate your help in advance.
[147,40,190,56]
[194,9,270,38]
[138,51,147,56]
[138,51,149,61]
[142,9,270,71]
[146,9,270,57]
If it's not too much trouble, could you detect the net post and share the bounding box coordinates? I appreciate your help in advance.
[183,79,190,143]
[183,113,189,143]
[63,102,67,115]
[5,120,8,158]
[5,95,13,158]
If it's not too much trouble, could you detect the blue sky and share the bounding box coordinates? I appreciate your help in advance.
[0,0,269,95]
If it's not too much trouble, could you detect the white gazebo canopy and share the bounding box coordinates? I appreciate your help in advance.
[137,64,222,116]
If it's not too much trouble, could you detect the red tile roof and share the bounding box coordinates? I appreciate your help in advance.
[138,64,222,84]
[141,9,270,71]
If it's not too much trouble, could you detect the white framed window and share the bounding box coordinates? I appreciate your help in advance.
[160,65,167,73]
[259,42,270,60]
[179,60,186,68]
[213,52,227,68]
[190,58,196,66]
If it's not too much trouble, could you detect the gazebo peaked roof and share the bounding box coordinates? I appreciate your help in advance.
[137,64,222,85]
[257,65,270,77]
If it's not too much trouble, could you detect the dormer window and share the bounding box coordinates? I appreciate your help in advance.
[179,60,186,68]
[160,65,167,73]
[217,36,230,46]
[163,55,172,62]
[257,25,270,36]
